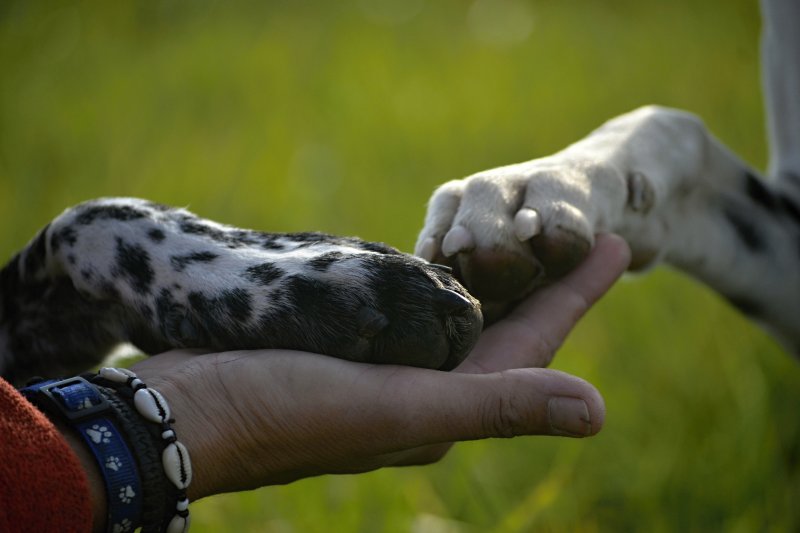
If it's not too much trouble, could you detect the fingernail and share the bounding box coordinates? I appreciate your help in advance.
[548,397,591,437]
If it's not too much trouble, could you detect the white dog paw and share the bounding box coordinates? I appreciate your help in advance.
[417,159,626,316]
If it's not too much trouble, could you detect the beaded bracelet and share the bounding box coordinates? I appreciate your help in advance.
[93,368,192,533]
[92,384,170,532]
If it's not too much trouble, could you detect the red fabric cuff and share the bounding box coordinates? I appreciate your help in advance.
[0,377,93,533]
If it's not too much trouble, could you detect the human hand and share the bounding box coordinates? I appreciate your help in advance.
[132,233,631,502]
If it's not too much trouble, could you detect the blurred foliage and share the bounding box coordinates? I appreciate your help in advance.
[1,0,798,531]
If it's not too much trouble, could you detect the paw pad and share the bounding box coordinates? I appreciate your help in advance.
[118,485,136,504]
[105,455,123,472]
[86,424,112,444]
[112,518,133,533]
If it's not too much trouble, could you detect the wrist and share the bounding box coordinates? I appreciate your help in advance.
[142,372,242,501]
[55,421,107,533]
[91,367,193,532]
[22,372,193,533]
[21,378,144,532]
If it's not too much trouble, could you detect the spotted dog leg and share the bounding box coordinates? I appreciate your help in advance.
[417,106,800,353]
[0,198,482,384]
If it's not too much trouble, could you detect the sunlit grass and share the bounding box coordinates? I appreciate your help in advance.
[1,0,796,530]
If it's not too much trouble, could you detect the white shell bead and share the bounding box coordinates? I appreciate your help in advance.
[176,498,189,512]
[166,513,190,533]
[162,429,176,441]
[133,388,171,423]
[98,367,135,383]
[162,441,192,489]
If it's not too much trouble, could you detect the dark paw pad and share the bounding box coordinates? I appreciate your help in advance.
[529,225,591,280]
[453,248,541,302]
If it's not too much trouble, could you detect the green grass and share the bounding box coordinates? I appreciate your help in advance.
[2,0,797,531]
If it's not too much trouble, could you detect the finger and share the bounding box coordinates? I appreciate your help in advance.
[462,233,631,372]
[345,365,606,451]
[222,352,605,448]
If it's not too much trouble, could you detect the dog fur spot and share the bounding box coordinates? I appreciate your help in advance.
[724,208,765,252]
[309,252,347,272]
[148,228,166,243]
[778,194,800,225]
[51,226,78,251]
[745,171,777,211]
[170,251,219,272]
[114,237,155,293]
[77,205,149,225]
[244,263,285,286]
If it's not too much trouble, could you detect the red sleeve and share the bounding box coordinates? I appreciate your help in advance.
[0,377,93,533]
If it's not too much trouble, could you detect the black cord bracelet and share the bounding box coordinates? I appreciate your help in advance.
[91,368,192,533]
[93,383,170,533]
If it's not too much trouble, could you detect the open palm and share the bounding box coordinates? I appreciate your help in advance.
[134,234,631,501]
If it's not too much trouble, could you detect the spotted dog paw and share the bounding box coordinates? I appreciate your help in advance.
[2,198,483,382]
[416,158,638,320]
[175,248,485,370]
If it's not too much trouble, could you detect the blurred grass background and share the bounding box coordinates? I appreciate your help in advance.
[2,0,798,531]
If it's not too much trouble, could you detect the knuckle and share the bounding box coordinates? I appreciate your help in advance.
[522,323,561,366]
[463,173,501,196]
[432,179,465,200]
[560,282,591,323]
[481,374,530,438]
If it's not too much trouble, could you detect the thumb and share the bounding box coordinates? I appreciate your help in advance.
[365,366,605,449]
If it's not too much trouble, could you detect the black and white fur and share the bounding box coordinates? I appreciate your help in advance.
[0,199,482,385]
[416,0,800,356]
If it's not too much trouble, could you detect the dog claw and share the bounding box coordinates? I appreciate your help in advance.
[429,263,453,273]
[514,207,541,241]
[432,288,473,315]
[442,225,475,257]
[416,237,437,261]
